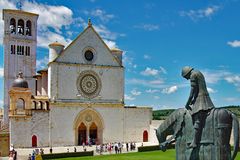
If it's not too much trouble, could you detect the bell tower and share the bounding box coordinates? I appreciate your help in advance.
[2,9,38,124]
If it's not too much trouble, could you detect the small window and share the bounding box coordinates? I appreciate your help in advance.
[10,45,15,54]
[10,18,16,34]
[16,98,25,110]
[26,20,31,36]
[17,46,20,55]
[25,46,30,56]
[17,19,24,35]
[21,46,24,55]
[84,50,94,61]
[32,101,37,109]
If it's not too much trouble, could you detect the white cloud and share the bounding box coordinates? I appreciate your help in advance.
[202,70,230,84]
[127,78,166,89]
[180,6,220,21]
[131,89,142,96]
[144,54,151,60]
[224,75,240,83]
[122,51,137,71]
[141,67,160,76]
[201,69,240,91]
[146,89,160,93]
[162,85,178,94]
[0,1,122,49]
[38,30,72,48]
[150,79,165,85]
[124,94,135,101]
[93,24,125,49]
[0,99,3,107]
[0,67,4,77]
[0,0,74,48]
[134,24,159,31]
[22,1,73,33]
[140,67,167,77]
[159,105,175,109]
[94,24,118,40]
[21,1,74,48]
[224,75,240,91]
[227,40,240,48]
[84,9,114,23]
[103,39,117,49]
[160,66,167,74]
[224,97,240,102]
[207,87,217,93]
[36,56,48,70]
[154,96,160,99]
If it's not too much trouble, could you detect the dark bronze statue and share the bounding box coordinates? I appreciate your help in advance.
[182,66,215,148]
[156,66,239,160]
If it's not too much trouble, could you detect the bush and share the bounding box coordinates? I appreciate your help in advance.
[41,151,93,159]
[138,144,175,152]
[138,145,160,152]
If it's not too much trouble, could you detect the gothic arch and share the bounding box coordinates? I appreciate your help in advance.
[73,108,104,145]
[16,98,25,110]
[17,19,24,35]
[26,20,32,36]
[10,18,16,34]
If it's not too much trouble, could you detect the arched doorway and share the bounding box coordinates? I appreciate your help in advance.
[32,135,37,147]
[78,123,87,145]
[74,108,104,145]
[143,130,148,142]
[89,122,97,145]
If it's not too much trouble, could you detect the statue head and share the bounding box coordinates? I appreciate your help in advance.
[181,66,193,80]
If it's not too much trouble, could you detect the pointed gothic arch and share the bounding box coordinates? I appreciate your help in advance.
[10,18,16,34]
[26,20,32,36]
[73,108,104,145]
[17,19,24,35]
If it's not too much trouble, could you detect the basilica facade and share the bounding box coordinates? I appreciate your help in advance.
[2,9,152,148]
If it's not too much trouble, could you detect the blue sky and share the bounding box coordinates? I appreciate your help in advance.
[0,0,240,110]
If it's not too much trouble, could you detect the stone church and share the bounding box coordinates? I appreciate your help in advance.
[2,9,152,148]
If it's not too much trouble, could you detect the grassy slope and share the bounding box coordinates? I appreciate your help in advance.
[49,150,240,160]
[153,106,240,120]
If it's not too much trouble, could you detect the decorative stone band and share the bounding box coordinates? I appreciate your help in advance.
[77,70,102,99]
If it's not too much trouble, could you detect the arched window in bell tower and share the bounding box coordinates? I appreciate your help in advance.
[16,98,25,110]
[17,19,24,35]
[10,18,16,34]
[26,20,32,36]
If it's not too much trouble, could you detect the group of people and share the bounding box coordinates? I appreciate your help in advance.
[27,148,44,160]
[95,142,136,155]
[8,149,17,160]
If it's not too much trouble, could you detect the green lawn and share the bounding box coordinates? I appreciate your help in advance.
[57,150,174,160]
[48,150,240,160]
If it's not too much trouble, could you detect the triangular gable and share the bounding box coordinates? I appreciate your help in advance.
[54,25,121,66]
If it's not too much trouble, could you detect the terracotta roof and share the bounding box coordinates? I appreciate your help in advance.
[49,41,65,47]
[33,74,42,78]
[111,48,123,52]
[37,68,48,74]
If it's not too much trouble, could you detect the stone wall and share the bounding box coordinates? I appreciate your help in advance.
[10,111,49,148]
[0,132,9,157]
[123,107,152,143]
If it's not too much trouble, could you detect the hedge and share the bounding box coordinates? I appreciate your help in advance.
[138,144,175,152]
[41,151,94,159]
